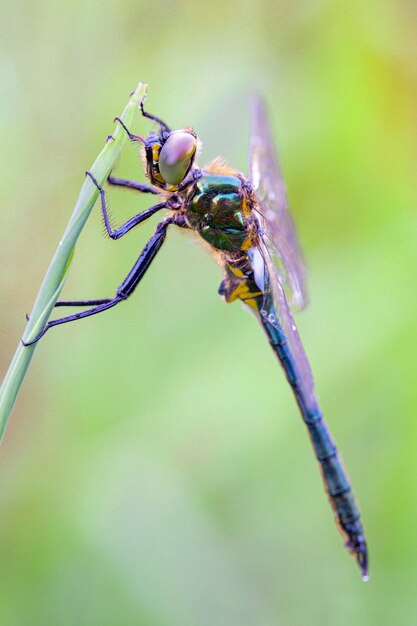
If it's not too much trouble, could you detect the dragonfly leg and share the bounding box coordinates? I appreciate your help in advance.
[86,171,169,240]
[54,298,113,308]
[139,100,171,134]
[113,117,144,143]
[107,174,158,194]
[22,217,175,346]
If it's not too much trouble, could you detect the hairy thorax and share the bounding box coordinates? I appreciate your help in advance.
[183,159,259,253]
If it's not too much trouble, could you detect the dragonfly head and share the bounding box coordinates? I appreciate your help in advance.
[144,128,198,191]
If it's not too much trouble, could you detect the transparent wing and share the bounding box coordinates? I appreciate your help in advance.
[249,95,308,311]
[249,243,316,405]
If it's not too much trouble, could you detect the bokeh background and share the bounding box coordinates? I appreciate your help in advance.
[1,1,416,624]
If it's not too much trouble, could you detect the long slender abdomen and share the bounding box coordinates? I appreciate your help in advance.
[219,257,368,578]
[260,310,369,579]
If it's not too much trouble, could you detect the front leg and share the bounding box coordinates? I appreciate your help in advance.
[139,100,171,134]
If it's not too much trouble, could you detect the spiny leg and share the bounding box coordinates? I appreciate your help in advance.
[22,217,175,346]
[54,215,188,310]
[25,301,111,318]
[86,171,168,240]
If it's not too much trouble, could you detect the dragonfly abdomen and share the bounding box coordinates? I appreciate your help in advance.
[220,260,369,578]
[185,173,255,252]
[262,314,368,578]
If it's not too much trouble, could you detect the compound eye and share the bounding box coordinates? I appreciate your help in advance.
[159,130,197,185]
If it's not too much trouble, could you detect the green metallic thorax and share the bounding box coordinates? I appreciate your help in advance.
[185,174,249,251]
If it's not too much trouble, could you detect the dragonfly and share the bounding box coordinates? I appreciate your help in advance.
[23,92,368,579]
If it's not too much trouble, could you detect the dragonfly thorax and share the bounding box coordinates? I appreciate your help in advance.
[185,173,255,252]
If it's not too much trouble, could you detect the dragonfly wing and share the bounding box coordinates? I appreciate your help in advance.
[249,242,316,405]
[249,95,308,310]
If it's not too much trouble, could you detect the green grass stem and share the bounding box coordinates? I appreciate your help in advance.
[0,81,148,443]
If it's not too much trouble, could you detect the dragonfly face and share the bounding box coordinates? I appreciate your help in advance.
[144,128,197,190]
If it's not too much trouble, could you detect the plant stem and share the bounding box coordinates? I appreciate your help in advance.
[0,81,148,443]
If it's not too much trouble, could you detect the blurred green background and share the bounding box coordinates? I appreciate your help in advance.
[1,1,416,624]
